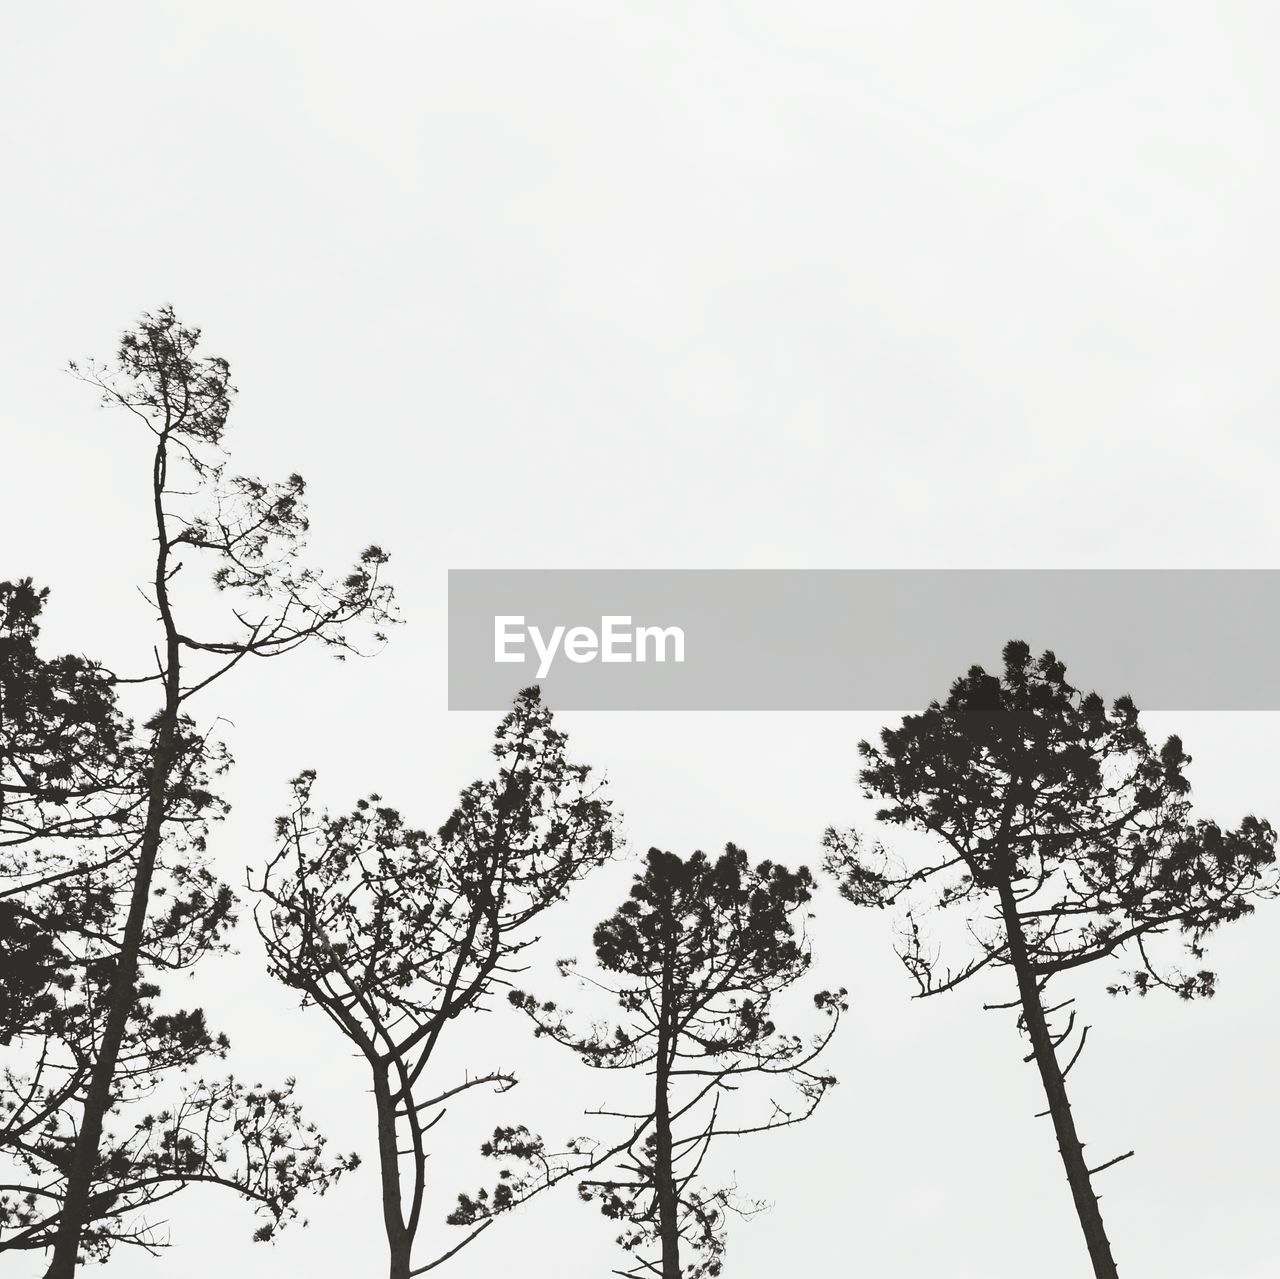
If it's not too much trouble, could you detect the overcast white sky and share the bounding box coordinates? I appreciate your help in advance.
[5,4,1280,1276]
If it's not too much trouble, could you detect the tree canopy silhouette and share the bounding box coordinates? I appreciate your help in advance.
[0,579,356,1263]
[824,640,1277,1279]
[254,686,616,1279]
[2,575,144,1050]
[492,845,844,1279]
[21,308,394,1278]
[0,577,142,858]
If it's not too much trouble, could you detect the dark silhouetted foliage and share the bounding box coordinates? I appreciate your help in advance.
[0,581,357,1263]
[17,308,392,1278]
[825,640,1277,1279]
[494,845,844,1279]
[255,686,615,1279]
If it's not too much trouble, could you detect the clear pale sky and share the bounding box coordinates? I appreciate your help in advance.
[4,5,1280,1276]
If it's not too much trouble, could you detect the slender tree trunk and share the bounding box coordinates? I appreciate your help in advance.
[653,944,682,1279]
[374,1064,414,1279]
[46,438,180,1278]
[997,880,1120,1279]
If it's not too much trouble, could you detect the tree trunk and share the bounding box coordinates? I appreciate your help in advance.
[46,439,181,1278]
[653,944,682,1279]
[997,879,1120,1279]
[374,1065,414,1279]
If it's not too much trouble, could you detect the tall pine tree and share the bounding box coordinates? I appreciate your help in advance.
[36,309,393,1277]
[489,845,844,1279]
[825,640,1276,1278]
